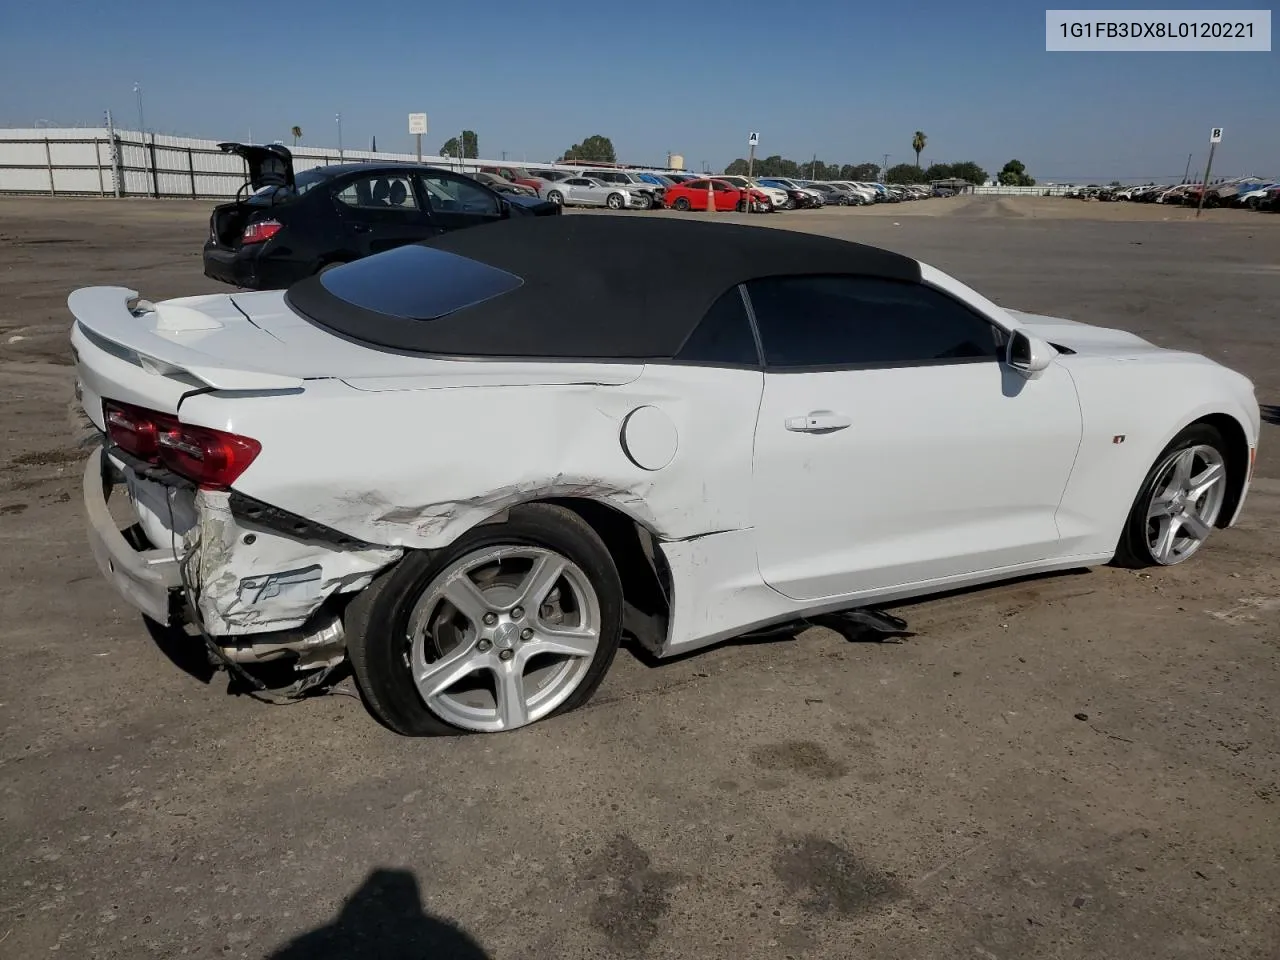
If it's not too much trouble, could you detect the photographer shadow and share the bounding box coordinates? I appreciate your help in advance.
[267,868,489,960]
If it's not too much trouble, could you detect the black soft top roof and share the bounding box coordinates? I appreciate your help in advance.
[285,215,922,360]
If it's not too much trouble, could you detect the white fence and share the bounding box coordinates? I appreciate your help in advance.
[0,127,537,200]
[0,128,1116,201]
[972,184,1075,196]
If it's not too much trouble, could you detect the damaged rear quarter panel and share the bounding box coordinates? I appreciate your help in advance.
[187,489,402,635]
[179,366,764,550]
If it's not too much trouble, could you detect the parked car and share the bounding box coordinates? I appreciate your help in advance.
[713,175,786,211]
[664,178,769,212]
[469,171,539,198]
[758,178,821,209]
[539,175,648,209]
[803,182,858,205]
[761,178,825,206]
[72,215,1260,736]
[582,170,666,209]
[202,144,559,290]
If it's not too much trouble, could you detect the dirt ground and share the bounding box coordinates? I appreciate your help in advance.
[1,195,1277,960]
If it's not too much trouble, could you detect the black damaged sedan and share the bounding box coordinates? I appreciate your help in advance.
[203,143,561,290]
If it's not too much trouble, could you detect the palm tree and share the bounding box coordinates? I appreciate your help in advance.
[912,131,927,169]
[290,126,302,146]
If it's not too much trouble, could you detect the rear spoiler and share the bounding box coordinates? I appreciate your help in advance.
[67,286,305,391]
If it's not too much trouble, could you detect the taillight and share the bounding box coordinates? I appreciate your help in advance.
[241,219,282,245]
[103,400,261,489]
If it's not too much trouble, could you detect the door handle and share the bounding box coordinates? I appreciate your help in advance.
[785,410,852,433]
[353,223,372,233]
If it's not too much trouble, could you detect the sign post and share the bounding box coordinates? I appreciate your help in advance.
[408,113,427,163]
[746,132,760,214]
[1196,127,1222,218]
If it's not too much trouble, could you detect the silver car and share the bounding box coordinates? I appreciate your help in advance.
[581,170,664,209]
[541,176,647,210]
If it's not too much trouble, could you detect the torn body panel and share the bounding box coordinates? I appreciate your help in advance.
[89,447,401,638]
[184,490,401,635]
[179,365,765,551]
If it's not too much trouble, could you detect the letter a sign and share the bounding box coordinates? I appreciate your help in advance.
[748,132,759,146]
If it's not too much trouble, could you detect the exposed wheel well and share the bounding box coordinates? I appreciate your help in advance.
[1193,413,1250,527]
[535,498,672,655]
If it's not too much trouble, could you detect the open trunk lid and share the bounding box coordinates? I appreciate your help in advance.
[209,142,297,247]
[219,141,295,193]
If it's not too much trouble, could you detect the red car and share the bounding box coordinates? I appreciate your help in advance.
[664,178,770,212]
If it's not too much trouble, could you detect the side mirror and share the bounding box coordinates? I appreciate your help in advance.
[1006,329,1054,380]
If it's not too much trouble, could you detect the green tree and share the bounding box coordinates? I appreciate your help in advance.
[912,131,927,168]
[948,161,989,184]
[841,162,882,181]
[440,131,479,160]
[997,159,1035,186]
[561,135,616,163]
[923,163,955,181]
[885,163,925,184]
[724,158,750,175]
[290,125,302,146]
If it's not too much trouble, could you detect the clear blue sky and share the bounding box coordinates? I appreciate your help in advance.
[2,0,1275,181]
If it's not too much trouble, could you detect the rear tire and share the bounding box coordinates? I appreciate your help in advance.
[606,193,625,210]
[345,503,623,737]
[673,197,690,211]
[1112,423,1230,568]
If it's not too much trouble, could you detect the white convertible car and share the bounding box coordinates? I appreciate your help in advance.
[72,216,1260,736]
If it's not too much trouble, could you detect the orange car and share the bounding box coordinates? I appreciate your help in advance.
[664,177,771,213]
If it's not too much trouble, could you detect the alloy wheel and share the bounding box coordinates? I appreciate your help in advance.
[405,546,602,732]
[1144,444,1227,564]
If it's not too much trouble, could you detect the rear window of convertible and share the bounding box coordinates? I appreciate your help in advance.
[314,243,524,321]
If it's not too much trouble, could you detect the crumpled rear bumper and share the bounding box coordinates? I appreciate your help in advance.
[82,444,403,638]
[83,447,182,625]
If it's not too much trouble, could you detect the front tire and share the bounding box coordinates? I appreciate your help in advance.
[346,504,623,736]
[1112,423,1230,568]
[546,190,564,206]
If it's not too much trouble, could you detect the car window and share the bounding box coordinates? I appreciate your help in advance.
[417,173,501,215]
[335,174,419,210]
[685,180,707,190]
[566,178,591,186]
[745,275,1002,370]
[674,286,759,367]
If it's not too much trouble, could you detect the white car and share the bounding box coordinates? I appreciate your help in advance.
[714,175,786,211]
[72,216,1260,736]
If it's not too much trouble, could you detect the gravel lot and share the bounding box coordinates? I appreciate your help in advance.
[1,195,1277,960]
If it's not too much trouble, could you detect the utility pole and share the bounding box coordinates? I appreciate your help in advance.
[810,153,817,179]
[1196,127,1222,219]
[1183,152,1192,183]
[882,153,889,179]
[104,109,121,198]
[133,82,145,136]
